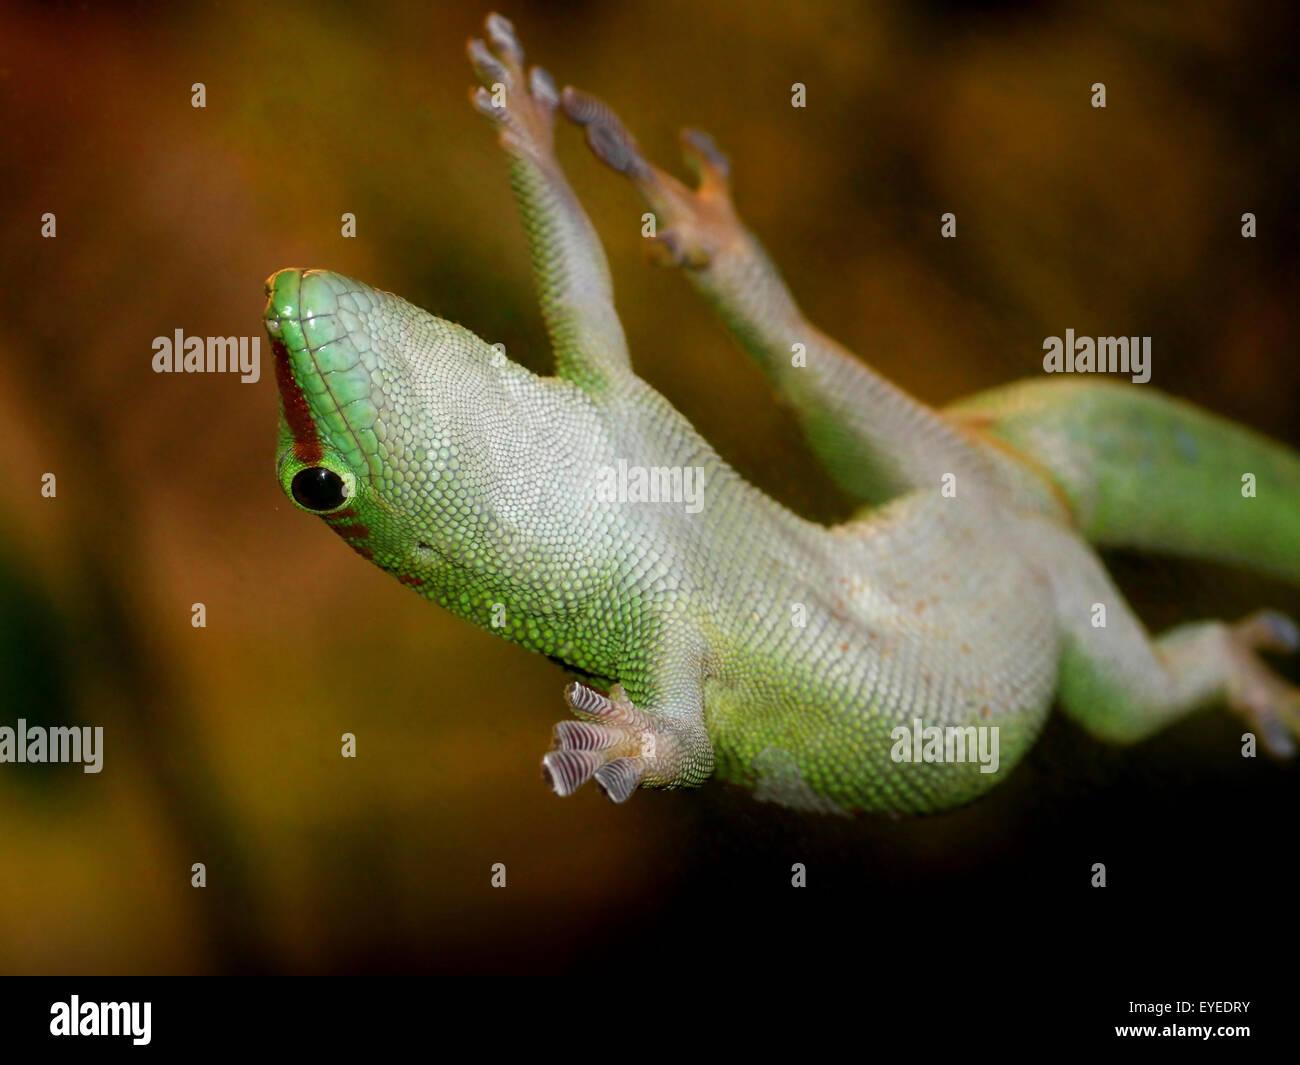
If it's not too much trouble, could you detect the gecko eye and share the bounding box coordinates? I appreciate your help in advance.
[291,467,347,512]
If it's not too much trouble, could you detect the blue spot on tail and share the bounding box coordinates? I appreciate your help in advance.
[1175,427,1200,463]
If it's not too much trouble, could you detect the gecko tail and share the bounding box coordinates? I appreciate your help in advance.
[948,378,1300,585]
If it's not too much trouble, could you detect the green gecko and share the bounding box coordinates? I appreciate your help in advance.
[265,14,1300,815]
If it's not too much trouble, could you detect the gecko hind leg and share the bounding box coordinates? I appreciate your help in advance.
[1037,516,1300,754]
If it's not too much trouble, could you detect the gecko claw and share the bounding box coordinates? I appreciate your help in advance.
[561,86,651,180]
[680,127,731,189]
[468,15,557,159]
[545,682,651,801]
[542,681,712,802]
[542,749,603,796]
[529,67,559,111]
[560,84,742,269]
[551,719,617,752]
[1225,611,1300,758]
[485,12,524,65]
[593,757,648,803]
[652,230,704,269]
[1235,609,1300,654]
[469,85,499,120]
[467,37,509,89]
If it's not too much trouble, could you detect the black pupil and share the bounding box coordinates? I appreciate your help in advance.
[292,467,346,511]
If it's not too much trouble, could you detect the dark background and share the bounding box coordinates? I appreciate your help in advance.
[0,0,1296,981]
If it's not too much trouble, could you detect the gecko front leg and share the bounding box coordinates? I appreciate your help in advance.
[467,14,632,389]
[543,681,714,803]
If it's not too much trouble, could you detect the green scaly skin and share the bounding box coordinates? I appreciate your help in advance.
[266,14,1300,815]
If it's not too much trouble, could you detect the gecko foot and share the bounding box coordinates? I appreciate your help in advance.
[1224,610,1300,757]
[541,682,711,802]
[468,14,559,165]
[561,86,742,269]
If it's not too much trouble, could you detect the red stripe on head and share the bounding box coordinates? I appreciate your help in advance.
[272,337,323,464]
[398,574,425,587]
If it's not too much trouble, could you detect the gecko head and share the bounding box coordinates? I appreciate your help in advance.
[265,267,538,579]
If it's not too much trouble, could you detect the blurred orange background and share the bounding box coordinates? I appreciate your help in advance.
[1,0,1296,973]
